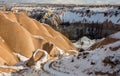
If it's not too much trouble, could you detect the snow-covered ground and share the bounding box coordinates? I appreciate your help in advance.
[58,7,120,24]
[42,32,120,76]
[27,6,120,25]
[0,32,119,76]
[73,36,96,50]
[0,6,120,76]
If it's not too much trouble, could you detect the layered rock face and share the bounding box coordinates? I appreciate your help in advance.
[0,11,76,66]
[30,7,120,40]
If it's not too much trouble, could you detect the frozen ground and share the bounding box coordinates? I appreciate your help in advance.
[42,32,120,76]
[58,7,120,24]
[0,32,120,76]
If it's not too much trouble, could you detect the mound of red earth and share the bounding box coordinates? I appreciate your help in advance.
[0,11,76,66]
[89,32,120,50]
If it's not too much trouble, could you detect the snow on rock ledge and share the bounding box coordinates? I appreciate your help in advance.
[59,7,120,24]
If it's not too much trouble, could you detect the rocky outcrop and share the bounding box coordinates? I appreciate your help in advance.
[0,11,76,66]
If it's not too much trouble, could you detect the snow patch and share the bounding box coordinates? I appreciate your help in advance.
[0,36,5,42]
[110,31,120,39]
[13,52,29,62]
[33,35,45,40]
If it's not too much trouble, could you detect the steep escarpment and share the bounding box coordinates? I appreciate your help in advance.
[30,7,120,40]
[0,11,76,66]
[58,7,120,40]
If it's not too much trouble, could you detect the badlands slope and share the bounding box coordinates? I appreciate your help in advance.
[0,11,76,66]
[43,32,120,76]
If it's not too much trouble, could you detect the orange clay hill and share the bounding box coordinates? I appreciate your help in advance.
[89,33,120,50]
[0,11,77,66]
